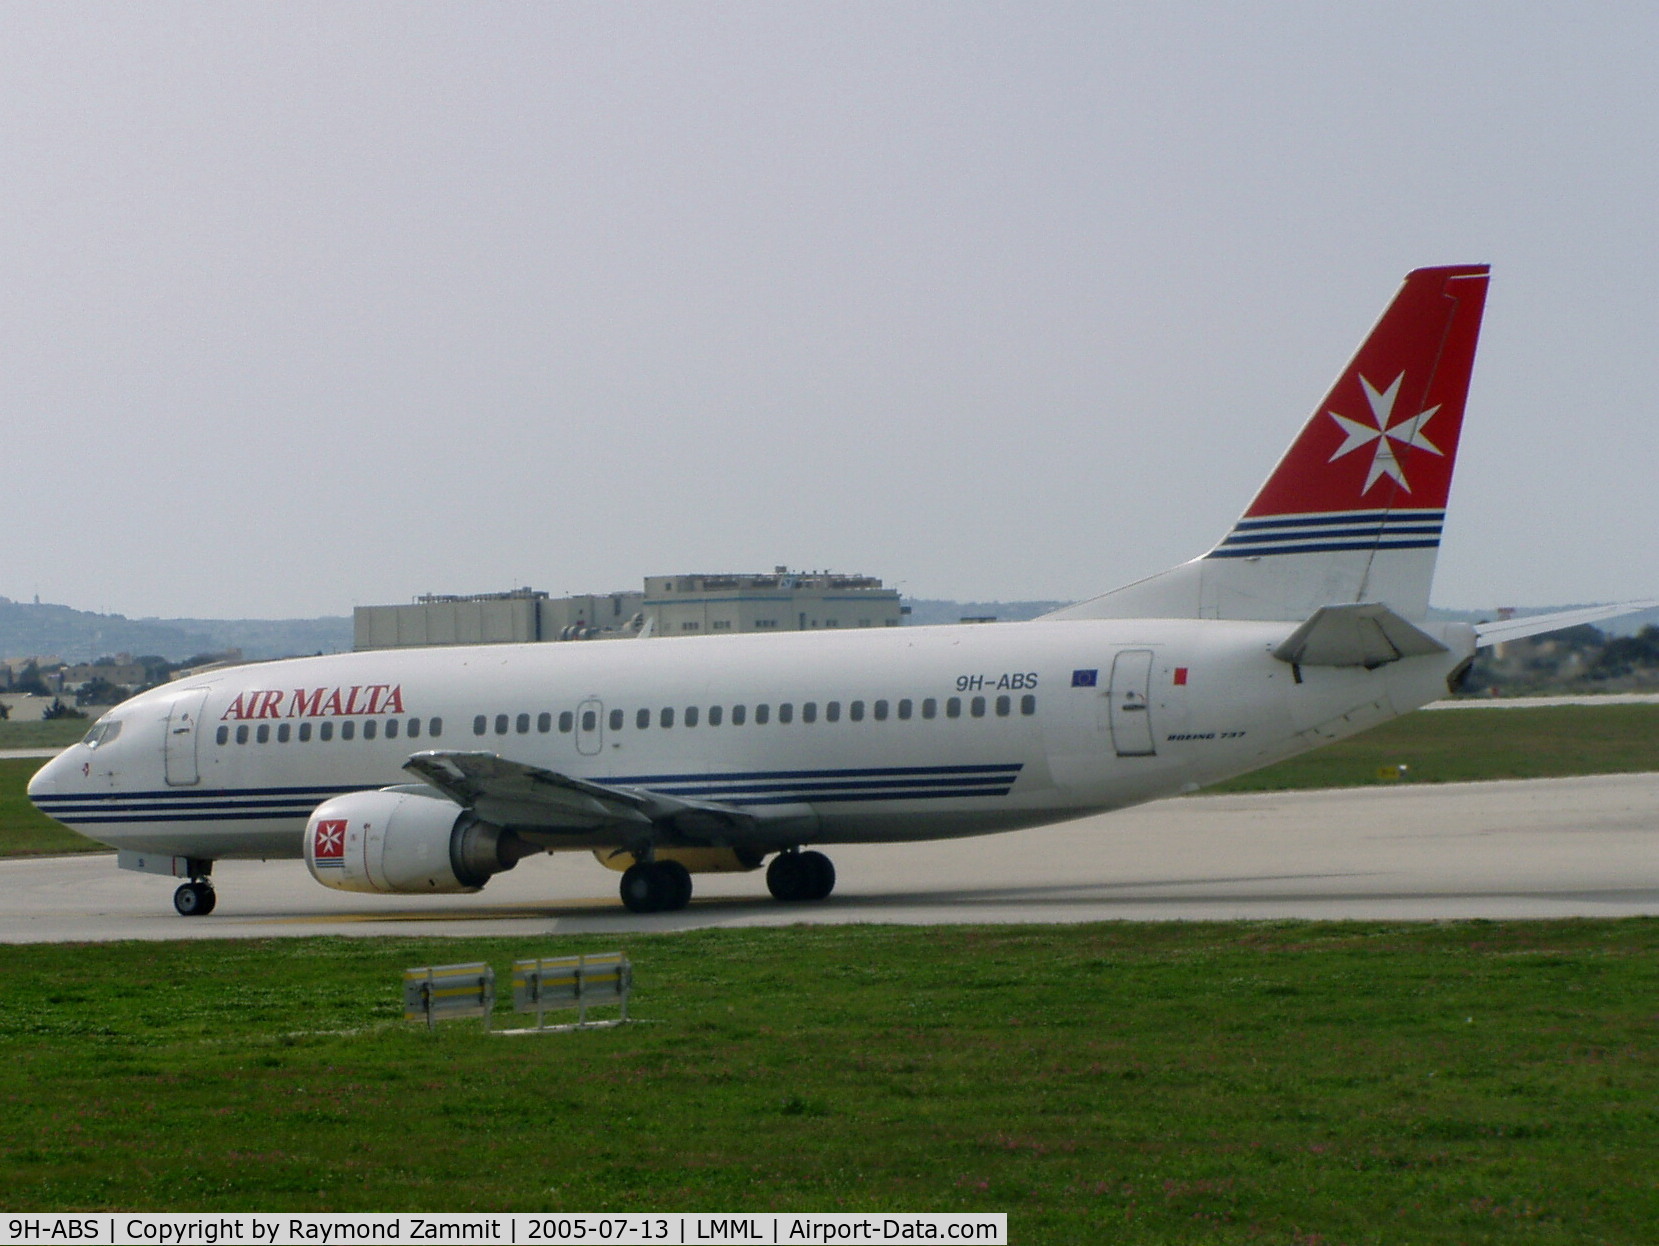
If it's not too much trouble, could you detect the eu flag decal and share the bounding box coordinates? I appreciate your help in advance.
[1071,669,1098,688]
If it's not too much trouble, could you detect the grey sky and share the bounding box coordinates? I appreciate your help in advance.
[4,3,1655,619]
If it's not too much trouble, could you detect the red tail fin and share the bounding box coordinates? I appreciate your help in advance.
[1243,264,1489,518]
[1046,266,1491,624]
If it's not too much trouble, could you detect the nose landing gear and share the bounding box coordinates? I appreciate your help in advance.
[173,879,217,916]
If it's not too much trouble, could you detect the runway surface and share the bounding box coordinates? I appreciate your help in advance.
[4,772,1655,941]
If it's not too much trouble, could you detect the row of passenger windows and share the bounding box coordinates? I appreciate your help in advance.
[472,694,1039,737]
[210,693,1042,748]
[216,717,444,746]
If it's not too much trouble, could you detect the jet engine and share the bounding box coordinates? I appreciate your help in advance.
[304,788,536,894]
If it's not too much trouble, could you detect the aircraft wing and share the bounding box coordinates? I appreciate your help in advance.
[402,750,757,841]
[1272,603,1448,668]
[1472,601,1659,647]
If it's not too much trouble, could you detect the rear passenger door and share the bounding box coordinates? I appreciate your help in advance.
[1107,650,1157,757]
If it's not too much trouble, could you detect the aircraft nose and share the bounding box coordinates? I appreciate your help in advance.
[26,750,75,802]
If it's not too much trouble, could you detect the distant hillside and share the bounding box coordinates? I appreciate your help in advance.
[4,591,1651,665]
[158,616,353,659]
[0,598,351,662]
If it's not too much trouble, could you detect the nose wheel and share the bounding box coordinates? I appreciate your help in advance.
[173,880,217,917]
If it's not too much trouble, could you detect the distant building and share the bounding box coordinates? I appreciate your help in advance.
[166,651,245,681]
[643,569,902,636]
[59,657,148,690]
[353,570,902,651]
[353,588,644,652]
[2,656,61,683]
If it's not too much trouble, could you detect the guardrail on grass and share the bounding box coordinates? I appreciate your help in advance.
[507,951,632,1033]
[403,962,496,1032]
[403,952,632,1034]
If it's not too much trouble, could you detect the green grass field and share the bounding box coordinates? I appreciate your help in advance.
[1211,704,1659,792]
[0,759,101,854]
[0,719,94,749]
[1,922,1655,1239]
[3,704,1658,1233]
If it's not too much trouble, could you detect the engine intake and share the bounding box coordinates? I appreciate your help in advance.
[304,788,535,894]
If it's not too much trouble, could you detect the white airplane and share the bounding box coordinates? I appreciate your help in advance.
[27,265,1648,918]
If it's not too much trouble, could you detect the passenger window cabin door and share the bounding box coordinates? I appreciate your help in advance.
[164,688,212,786]
[576,698,604,757]
[1107,650,1157,757]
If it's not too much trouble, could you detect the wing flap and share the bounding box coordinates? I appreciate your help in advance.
[402,750,756,841]
[1273,603,1448,668]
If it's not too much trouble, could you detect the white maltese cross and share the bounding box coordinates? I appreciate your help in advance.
[1327,373,1442,493]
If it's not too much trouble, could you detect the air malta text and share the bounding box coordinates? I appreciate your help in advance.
[219,686,407,721]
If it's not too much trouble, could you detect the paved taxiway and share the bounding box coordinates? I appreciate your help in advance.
[3,772,1655,941]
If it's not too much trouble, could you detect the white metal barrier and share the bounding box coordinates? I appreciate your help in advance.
[403,962,496,1032]
[402,952,632,1034]
[507,952,632,1033]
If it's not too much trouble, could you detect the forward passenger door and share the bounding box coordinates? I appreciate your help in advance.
[164,688,212,786]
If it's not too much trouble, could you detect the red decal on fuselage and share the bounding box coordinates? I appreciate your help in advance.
[220,684,408,720]
[290,688,325,717]
[313,819,346,861]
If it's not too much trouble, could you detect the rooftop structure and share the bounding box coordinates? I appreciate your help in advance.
[354,569,902,650]
[643,568,901,637]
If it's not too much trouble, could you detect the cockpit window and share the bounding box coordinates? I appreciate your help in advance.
[83,719,123,750]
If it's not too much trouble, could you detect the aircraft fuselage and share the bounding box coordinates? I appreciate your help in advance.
[28,616,1471,861]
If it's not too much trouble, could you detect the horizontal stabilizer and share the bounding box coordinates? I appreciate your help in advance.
[1472,601,1659,647]
[1273,603,1448,668]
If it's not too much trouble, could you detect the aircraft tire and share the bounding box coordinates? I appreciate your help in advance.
[658,860,694,911]
[799,851,836,901]
[766,852,803,901]
[620,863,659,913]
[620,861,694,913]
[173,881,216,917]
[768,851,834,902]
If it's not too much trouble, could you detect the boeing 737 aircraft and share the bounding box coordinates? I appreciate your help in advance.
[27,265,1648,917]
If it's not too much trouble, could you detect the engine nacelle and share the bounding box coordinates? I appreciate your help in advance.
[304,788,532,894]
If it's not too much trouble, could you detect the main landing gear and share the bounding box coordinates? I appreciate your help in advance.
[619,859,693,914]
[766,850,835,903]
[173,879,217,916]
[616,849,838,913]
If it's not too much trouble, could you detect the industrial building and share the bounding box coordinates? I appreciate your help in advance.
[353,571,903,651]
[644,570,902,636]
[353,588,644,651]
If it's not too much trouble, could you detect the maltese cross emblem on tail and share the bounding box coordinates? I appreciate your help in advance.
[1327,372,1444,494]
